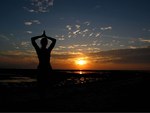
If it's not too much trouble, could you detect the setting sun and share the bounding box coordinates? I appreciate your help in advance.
[75,59,87,66]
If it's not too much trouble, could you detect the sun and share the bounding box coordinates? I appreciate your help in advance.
[75,59,87,66]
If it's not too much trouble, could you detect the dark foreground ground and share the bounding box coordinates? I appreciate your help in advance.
[0,69,150,112]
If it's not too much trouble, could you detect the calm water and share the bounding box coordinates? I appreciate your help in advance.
[0,70,108,88]
[0,69,150,110]
[0,69,148,88]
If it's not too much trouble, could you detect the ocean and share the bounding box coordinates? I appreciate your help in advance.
[0,69,110,88]
[0,69,150,111]
[0,69,148,88]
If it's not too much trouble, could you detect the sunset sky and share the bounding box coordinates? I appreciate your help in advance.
[0,0,150,70]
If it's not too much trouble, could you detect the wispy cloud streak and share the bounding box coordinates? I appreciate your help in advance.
[139,38,150,43]
[24,20,41,26]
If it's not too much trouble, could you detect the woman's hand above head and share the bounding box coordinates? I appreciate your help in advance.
[42,30,46,38]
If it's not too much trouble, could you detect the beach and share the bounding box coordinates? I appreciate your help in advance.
[0,69,150,112]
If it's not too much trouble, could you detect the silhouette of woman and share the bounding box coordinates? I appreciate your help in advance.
[31,31,56,96]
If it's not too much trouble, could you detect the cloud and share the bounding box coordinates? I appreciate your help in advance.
[58,38,65,41]
[26,31,33,34]
[101,26,112,31]
[139,38,150,43]
[142,28,150,32]
[75,25,80,29]
[24,20,41,26]
[95,33,101,37]
[68,35,72,38]
[66,25,72,30]
[129,46,139,49]
[64,23,113,41]
[24,22,33,26]
[1,47,149,69]
[21,41,30,47]
[83,29,88,33]
[0,34,9,41]
[89,47,150,64]
[68,46,74,49]
[84,21,90,26]
[81,44,88,47]
[55,35,65,41]
[32,20,41,24]
[0,34,20,50]
[89,33,94,37]
[24,0,54,13]
[0,50,37,69]
[59,46,66,49]
[73,30,80,35]
[0,50,37,57]
[23,7,35,13]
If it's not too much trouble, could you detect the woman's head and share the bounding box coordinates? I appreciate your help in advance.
[41,38,48,48]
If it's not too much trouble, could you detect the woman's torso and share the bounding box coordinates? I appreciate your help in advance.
[37,48,52,70]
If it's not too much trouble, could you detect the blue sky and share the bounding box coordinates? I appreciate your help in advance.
[0,0,150,69]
